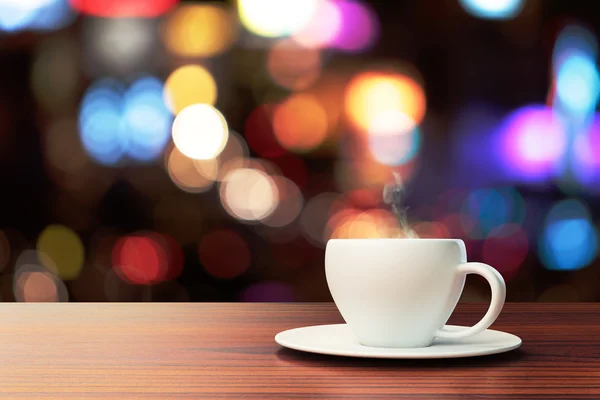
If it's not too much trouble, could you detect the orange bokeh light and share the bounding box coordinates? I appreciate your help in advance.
[345,71,426,132]
[273,93,328,152]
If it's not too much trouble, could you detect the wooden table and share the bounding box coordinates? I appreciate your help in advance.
[0,303,598,399]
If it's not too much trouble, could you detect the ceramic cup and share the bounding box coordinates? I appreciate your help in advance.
[325,238,506,348]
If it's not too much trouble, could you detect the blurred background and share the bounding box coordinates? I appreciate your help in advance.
[0,0,599,303]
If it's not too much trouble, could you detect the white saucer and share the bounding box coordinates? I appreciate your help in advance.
[275,324,521,359]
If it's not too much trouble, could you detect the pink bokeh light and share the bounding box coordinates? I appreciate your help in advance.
[331,0,379,53]
[497,105,567,182]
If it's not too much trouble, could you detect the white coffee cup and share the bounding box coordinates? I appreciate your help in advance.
[325,238,506,348]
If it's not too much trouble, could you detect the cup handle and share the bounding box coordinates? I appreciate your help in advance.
[434,262,506,340]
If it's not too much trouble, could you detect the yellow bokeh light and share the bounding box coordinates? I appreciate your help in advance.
[162,4,238,58]
[164,65,217,114]
[238,0,319,37]
[166,146,218,193]
[273,93,328,152]
[267,39,321,90]
[345,71,426,132]
[37,225,85,280]
[172,104,229,160]
[220,167,279,222]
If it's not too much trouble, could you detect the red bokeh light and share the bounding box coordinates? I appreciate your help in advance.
[69,0,178,18]
[245,104,286,158]
[482,225,529,282]
[112,234,168,285]
[198,230,251,280]
[157,234,184,281]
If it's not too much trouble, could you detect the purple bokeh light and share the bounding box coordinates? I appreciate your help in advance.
[572,114,600,191]
[496,105,567,183]
[331,0,379,53]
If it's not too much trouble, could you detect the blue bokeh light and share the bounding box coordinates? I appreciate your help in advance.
[0,1,39,32]
[79,80,126,166]
[458,0,524,20]
[79,77,172,166]
[555,52,600,117]
[122,77,172,162]
[539,199,598,271]
[461,187,526,239]
[553,25,598,67]
[28,0,76,31]
[0,0,75,32]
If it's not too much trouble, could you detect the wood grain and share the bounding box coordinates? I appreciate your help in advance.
[0,303,598,399]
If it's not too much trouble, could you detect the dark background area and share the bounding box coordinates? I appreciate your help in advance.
[1,0,599,303]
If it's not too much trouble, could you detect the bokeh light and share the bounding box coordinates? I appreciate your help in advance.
[331,0,379,53]
[0,0,75,32]
[458,0,524,20]
[267,39,322,90]
[79,77,172,165]
[166,146,218,193]
[412,221,451,239]
[78,79,125,166]
[345,70,426,132]
[572,115,600,190]
[262,176,304,228]
[161,3,238,58]
[539,199,598,271]
[330,209,401,239]
[84,18,157,76]
[238,0,319,38]
[37,225,85,280]
[367,111,421,166]
[70,0,177,17]
[164,65,218,114]
[220,167,279,222]
[171,104,229,160]
[14,268,67,302]
[198,230,251,279]
[13,258,69,302]
[273,93,328,152]
[216,130,250,181]
[554,51,600,117]
[112,233,169,285]
[460,187,526,239]
[482,224,529,281]
[497,105,567,182]
[291,0,341,49]
[300,192,346,246]
[553,24,598,67]
[122,76,173,162]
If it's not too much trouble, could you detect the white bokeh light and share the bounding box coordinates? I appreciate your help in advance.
[172,104,229,160]
[238,0,318,38]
